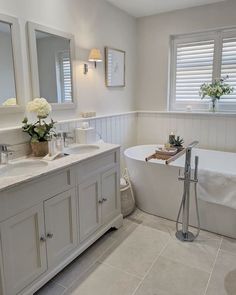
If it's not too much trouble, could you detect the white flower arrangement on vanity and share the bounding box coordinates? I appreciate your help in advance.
[22,98,56,157]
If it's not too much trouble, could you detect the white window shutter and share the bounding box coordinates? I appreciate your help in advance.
[221,37,236,100]
[62,55,72,102]
[175,40,215,101]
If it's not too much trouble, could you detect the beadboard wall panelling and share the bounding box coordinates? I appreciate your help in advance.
[0,112,137,167]
[56,113,137,169]
[137,112,236,153]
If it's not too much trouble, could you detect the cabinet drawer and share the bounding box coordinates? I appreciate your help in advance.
[0,168,75,222]
[77,150,118,182]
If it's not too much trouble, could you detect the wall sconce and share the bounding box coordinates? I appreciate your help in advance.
[84,48,103,75]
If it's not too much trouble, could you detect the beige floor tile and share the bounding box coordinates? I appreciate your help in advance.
[141,213,176,235]
[135,256,209,295]
[161,238,218,273]
[206,250,236,295]
[127,208,144,219]
[170,226,222,249]
[34,281,66,295]
[220,237,236,255]
[35,211,234,295]
[99,225,169,277]
[106,217,140,242]
[53,234,115,288]
[193,230,222,249]
[67,262,140,295]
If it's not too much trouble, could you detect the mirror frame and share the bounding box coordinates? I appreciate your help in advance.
[0,13,24,112]
[27,22,77,110]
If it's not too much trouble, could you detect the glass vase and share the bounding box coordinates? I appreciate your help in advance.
[209,98,218,112]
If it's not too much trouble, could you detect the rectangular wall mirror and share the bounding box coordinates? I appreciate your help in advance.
[28,22,77,109]
[0,14,24,110]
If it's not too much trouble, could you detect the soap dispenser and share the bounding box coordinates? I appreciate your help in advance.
[75,122,96,144]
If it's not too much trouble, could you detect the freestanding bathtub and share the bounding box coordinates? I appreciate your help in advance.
[125,145,236,238]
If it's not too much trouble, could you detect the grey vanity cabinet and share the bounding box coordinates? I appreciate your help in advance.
[78,158,120,243]
[0,147,122,295]
[0,203,47,295]
[78,175,102,242]
[101,167,120,225]
[44,188,78,267]
[0,188,77,295]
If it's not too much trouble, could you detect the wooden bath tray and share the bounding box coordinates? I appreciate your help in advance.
[145,148,186,165]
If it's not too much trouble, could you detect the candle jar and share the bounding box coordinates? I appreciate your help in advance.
[169,134,175,145]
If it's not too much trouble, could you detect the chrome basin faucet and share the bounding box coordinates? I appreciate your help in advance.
[0,144,13,164]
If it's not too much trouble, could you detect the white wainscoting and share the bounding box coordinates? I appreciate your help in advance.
[137,111,236,153]
[1,111,236,163]
[56,112,137,169]
[0,112,137,169]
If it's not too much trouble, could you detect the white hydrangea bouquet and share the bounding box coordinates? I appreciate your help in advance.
[22,98,56,156]
[199,76,234,112]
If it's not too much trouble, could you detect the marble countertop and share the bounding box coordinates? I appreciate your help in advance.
[0,143,120,192]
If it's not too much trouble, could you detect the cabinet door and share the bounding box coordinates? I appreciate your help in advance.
[44,189,78,267]
[101,167,120,224]
[0,204,47,295]
[78,175,101,242]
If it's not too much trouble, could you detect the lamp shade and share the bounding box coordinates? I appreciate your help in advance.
[88,48,103,62]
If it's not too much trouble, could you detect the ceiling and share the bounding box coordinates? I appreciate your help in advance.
[106,0,226,18]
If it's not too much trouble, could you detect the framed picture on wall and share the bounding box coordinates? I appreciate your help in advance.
[105,47,125,87]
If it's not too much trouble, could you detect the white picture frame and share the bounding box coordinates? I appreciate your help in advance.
[105,47,125,87]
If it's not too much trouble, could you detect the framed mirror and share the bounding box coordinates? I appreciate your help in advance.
[0,14,24,111]
[105,47,125,87]
[27,22,77,109]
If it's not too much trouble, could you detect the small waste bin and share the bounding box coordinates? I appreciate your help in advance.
[120,169,135,217]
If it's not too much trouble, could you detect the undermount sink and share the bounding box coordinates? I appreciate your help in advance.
[64,144,100,155]
[0,160,48,177]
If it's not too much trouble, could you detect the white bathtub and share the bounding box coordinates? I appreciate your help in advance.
[125,145,236,238]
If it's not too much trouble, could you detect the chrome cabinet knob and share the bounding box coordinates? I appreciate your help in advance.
[40,236,46,242]
[102,198,107,202]
[98,200,103,204]
[47,233,54,239]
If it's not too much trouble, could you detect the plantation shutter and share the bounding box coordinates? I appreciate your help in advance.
[62,54,72,102]
[221,37,236,100]
[175,40,215,101]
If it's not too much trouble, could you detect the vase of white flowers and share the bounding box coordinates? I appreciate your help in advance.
[22,98,56,157]
[199,76,234,112]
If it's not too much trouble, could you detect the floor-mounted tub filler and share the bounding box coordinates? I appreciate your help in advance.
[125,144,236,239]
[175,141,201,242]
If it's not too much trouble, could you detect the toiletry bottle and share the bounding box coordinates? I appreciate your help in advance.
[56,133,63,152]
[48,136,56,156]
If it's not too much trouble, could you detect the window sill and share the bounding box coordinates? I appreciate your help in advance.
[137,110,236,117]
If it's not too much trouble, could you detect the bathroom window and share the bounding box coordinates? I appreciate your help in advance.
[169,28,236,112]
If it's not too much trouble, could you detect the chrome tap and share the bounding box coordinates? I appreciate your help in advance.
[0,144,13,164]
[57,131,74,148]
[63,132,74,148]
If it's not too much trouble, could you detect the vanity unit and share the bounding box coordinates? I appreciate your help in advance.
[0,144,122,295]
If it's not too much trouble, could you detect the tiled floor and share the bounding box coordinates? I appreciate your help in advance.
[35,209,236,295]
